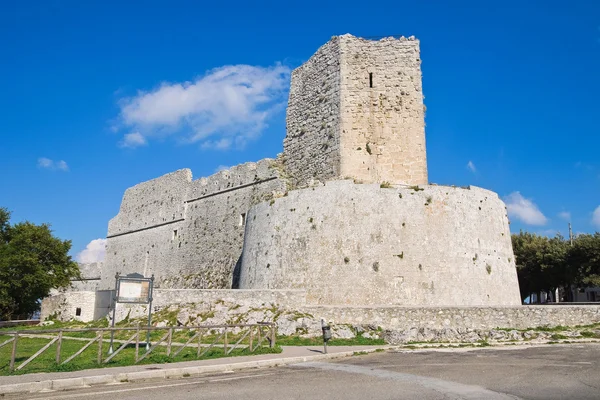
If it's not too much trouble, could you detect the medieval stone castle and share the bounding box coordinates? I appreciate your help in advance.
[43,34,546,330]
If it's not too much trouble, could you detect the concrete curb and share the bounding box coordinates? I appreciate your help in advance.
[0,346,394,396]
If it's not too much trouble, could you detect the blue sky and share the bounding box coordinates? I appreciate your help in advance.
[1,0,599,262]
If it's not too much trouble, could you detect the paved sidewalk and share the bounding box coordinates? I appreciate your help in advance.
[0,345,393,396]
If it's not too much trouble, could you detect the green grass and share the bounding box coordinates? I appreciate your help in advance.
[276,333,384,347]
[580,331,600,338]
[493,323,600,333]
[550,334,568,340]
[0,334,280,376]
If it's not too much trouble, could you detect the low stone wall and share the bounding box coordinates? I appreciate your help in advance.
[305,305,600,331]
[41,287,600,345]
[114,289,307,322]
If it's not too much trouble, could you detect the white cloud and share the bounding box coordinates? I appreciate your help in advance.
[558,211,571,221]
[116,64,290,149]
[202,137,233,151]
[119,132,147,148]
[592,206,600,228]
[504,192,548,226]
[77,239,107,263]
[38,157,69,171]
[215,165,230,173]
[56,160,68,171]
[466,161,476,173]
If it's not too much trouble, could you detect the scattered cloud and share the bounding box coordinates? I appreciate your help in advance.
[202,137,233,151]
[504,192,548,226]
[466,161,477,173]
[119,132,147,148]
[77,238,107,263]
[37,157,69,171]
[116,64,291,150]
[592,206,600,228]
[558,211,571,221]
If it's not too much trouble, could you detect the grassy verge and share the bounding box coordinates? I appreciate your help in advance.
[0,325,385,376]
[0,334,280,376]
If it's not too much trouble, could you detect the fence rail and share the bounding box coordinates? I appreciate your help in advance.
[0,322,276,373]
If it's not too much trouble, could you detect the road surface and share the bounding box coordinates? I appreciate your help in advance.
[13,344,600,400]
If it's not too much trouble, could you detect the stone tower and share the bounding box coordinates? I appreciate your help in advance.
[283,34,428,187]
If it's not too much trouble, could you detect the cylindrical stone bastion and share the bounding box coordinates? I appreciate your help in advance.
[239,180,521,306]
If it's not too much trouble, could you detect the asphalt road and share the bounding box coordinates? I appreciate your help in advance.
[14,344,600,400]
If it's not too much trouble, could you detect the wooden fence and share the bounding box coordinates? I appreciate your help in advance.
[0,322,276,372]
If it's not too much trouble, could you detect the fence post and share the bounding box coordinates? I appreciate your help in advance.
[224,328,228,354]
[135,326,140,362]
[55,330,63,364]
[249,326,254,352]
[197,329,203,357]
[270,324,276,348]
[97,331,103,364]
[9,332,18,372]
[167,328,173,357]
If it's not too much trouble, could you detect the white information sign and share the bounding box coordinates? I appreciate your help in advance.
[117,279,151,303]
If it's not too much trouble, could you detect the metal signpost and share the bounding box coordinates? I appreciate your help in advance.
[109,273,154,353]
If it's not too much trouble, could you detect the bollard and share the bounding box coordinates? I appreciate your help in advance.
[321,319,332,354]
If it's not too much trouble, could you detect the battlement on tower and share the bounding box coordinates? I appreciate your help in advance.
[283,34,428,187]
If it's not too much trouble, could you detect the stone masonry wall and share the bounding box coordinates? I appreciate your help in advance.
[306,305,600,331]
[283,37,342,188]
[108,169,192,235]
[41,288,599,338]
[102,160,287,290]
[239,180,521,306]
[69,262,102,291]
[339,35,427,185]
[40,291,96,322]
[113,289,307,322]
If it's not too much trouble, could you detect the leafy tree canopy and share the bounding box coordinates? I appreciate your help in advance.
[512,230,600,302]
[0,207,80,320]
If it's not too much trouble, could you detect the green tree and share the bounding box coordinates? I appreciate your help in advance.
[511,231,569,302]
[568,233,600,288]
[0,208,80,320]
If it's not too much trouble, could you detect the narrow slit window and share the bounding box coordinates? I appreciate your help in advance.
[369,72,373,88]
[75,307,82,316]
[172,229,178,240]
[240,213,246,226]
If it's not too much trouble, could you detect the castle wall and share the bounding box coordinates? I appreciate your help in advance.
[239,180,521,306]
[102,159,287,290]
[69,262,102,291]
[175,162,286,289]
[339,35,428,185]
[108,169,192,235]
[283,37,342,187]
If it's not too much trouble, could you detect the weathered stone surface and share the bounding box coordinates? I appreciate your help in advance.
[305,305,600,332]
[40,292,96,322]
[102,160,287,290]
[283,35,427,187]
[239,180,520,306]
[283,37,342,188]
